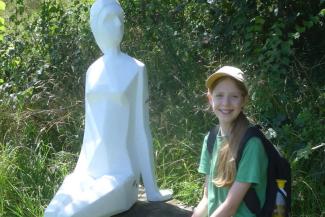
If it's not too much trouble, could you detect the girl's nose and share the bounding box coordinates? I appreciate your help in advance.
[222,96,230,106]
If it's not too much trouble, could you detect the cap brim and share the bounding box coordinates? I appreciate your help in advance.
[206,72,228,89]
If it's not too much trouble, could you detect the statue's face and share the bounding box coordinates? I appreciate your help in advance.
[93,4,125,50]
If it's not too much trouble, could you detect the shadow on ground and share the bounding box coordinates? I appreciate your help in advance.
[112,201,193,217]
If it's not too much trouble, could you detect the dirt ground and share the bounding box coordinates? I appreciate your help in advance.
[112,186,193,217]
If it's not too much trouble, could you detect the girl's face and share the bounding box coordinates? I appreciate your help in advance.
[208,77,246,128]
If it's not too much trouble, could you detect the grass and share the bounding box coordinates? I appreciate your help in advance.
[0,89,324,217]
[2,98,324,216]
[0,141,78,217]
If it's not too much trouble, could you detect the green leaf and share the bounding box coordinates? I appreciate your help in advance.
[254,16,265,25]
[24,87,34,96]
[0,1,5,11]
[303,20,314,28]
[0,79,4,84]
[293,32,300,39]
[295,25,306,33]
[319,9,325,17]
[0,1,6,11]
[253,25,262,32]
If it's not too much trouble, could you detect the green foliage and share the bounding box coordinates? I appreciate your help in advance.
[0,0,94,215]
[0,0,5,40]
[0,0,324,216]
[0,142,77,216]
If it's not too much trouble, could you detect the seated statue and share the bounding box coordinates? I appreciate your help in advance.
[44,0,172,216]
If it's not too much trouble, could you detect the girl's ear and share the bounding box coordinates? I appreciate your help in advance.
[207,91,213,106]
[242,95,248,108]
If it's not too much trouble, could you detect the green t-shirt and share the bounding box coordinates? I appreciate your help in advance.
[198,130,268,217]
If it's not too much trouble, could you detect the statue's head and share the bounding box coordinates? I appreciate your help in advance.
[90,0,125,53]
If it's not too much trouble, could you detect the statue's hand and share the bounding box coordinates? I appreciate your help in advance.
[147,189,173,202]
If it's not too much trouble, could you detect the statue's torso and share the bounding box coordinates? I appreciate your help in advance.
[86,55,140,97]
[77,54,145,176]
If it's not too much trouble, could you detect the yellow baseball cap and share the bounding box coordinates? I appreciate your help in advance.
[206,66,245,90]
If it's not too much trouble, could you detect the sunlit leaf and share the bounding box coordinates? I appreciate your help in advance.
[0,1,6,11]
[320,8,325,16]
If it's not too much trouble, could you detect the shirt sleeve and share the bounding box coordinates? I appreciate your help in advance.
[198,134,211,175]
[236,137,268,184]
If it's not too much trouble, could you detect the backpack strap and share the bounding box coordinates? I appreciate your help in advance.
[207,125,271,215]
[207,125,218,154]
[236,125,264,215]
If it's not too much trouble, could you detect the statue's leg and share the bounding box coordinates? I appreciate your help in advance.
[44,173,138,217]
[44,174,84,217]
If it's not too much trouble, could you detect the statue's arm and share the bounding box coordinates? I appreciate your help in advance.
[134,66,156,187]
[135,65,172,201]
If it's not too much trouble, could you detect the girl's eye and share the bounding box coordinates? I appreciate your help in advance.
[232,95,239,98]
[215,94,223,98]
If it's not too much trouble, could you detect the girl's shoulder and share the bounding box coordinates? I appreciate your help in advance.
[245,136,263,146]
[242,135,267,160]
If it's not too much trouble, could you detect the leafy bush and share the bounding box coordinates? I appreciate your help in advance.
[0,1,5,40]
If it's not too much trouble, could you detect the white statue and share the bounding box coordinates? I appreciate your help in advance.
[44,0,172,216]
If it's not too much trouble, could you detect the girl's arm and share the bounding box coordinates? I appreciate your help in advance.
[210,181,251,217]
[192,176,209,217]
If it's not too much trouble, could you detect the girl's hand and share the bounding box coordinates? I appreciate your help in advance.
[210,181,251,217]
[191,198,208,217]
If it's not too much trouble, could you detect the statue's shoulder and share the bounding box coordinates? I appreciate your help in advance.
[131,57,145,69]
[87,57,105,72]
[86,55,145,75]
[122,54,145,71]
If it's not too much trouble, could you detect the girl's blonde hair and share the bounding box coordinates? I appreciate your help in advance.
[208,76,249,188]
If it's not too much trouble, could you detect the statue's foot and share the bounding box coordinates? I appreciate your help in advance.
[147,188,173,202]
[44,173,138,217]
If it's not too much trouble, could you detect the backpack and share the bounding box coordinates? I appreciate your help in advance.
[207,125,291,217]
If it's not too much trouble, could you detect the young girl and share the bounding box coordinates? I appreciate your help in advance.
[192,66,268,217]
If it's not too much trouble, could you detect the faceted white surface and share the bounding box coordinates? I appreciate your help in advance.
[44,0,172,216]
